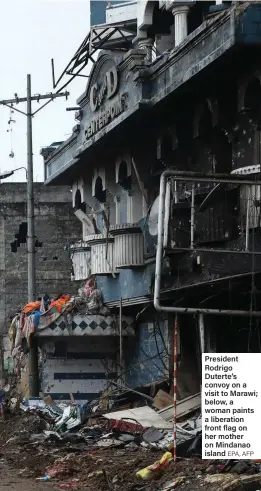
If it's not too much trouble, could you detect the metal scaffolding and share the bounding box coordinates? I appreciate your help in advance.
[51,22,136,93]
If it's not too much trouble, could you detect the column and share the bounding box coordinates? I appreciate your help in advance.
[138,37,154,62]
[172,5,190,46]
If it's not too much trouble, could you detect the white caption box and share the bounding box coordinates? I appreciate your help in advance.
[202,353,261,460]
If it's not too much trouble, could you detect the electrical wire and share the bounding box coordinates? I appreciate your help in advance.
[7,108,15,159]
[97,323,172,397]
[153,319,169,373]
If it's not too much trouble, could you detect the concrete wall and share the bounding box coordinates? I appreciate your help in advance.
[0,183,81,334]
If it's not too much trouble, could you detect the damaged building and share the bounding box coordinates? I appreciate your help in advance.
[39,0,261,404]
[1,183,81,372]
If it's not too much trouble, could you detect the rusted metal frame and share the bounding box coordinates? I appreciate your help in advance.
[154,170,261,317]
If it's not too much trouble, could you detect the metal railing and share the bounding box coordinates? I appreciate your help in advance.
[154,170,261,317]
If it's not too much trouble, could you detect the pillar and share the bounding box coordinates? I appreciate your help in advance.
[199,313,205,354]
[28,337,39,397]
[172,5,190,46]
[138,37,155,62]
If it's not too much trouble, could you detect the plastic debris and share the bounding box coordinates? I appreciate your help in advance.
[136,451,173,481]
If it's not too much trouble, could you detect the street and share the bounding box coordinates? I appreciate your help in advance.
[0,465,54,491]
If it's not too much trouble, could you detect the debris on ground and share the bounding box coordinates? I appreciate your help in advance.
[1,383,261,491]
[136,451,173,480]
[0,396,261,491]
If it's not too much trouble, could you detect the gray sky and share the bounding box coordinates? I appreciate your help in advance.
[0,0,90,182]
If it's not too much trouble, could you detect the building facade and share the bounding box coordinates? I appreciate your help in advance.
[0,183,81,332]
[40,1,261,403]
[1,183,82,383]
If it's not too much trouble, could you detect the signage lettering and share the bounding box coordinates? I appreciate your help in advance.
[85,63,128,140]
[90,66,118,112]
[85,93,128,140]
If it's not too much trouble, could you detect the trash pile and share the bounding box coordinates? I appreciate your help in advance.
[8,279,111,375]
[18,394,201,454]
[1,393,261,491]
[9,293,73,375]
[77,277,110,315]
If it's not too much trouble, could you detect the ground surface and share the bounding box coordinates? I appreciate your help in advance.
[0,413,261,491]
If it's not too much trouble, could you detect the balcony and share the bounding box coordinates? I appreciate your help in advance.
[110,223,145,268]
[70,242,91,281]
[85,234,116,276]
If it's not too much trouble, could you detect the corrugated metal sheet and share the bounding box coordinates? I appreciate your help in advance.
[86,235,115,275]
[104,406,172,429]
[70,242,91,281]
[158,392,201,422]
[105,296,151,308]
[41,337,118,403]
[240,184,261,229]
[114,233,144,268]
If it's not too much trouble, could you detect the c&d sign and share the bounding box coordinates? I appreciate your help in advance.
[85,64,128,140]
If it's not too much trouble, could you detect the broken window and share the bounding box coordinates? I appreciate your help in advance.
[74,188,86,213]
[118,161,131,191]
[94,176,106,203]
[11,222,27,252]
[11,221,43,252]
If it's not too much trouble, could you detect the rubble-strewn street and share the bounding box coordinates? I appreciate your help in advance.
[1,409,261,491]
[3,1,261,490]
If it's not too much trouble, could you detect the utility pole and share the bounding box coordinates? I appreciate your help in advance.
[27,75,35,302]
[0,75,69,397]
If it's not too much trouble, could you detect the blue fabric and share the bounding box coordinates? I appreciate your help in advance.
[31,311,41,328]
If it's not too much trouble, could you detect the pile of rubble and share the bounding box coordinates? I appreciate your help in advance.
[0,392,261,491]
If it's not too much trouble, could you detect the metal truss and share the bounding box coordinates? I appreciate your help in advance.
[51,22,136,93]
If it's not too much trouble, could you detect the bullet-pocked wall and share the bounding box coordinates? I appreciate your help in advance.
[0,183,81,334]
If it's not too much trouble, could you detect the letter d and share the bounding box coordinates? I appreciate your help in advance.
[106,67,118,100]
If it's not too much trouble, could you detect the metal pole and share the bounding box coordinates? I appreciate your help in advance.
[173,315,178,462]
[27,74,36,302]
[27,74,38,398]
[163,179,171,248]
[119,297,123,384]
[156,170,261,186]
[190,183,195,249]
[198,313,204,396]
[245,190,250,251]
[0,80,70,399]
[174,181,178,204]
[199,313,205,354]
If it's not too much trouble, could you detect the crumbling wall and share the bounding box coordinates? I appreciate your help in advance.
[0,183,81,334]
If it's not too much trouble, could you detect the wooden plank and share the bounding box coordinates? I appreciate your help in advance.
[103,406,172,429]
[152,389,174,410]
[159,392,201,422]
